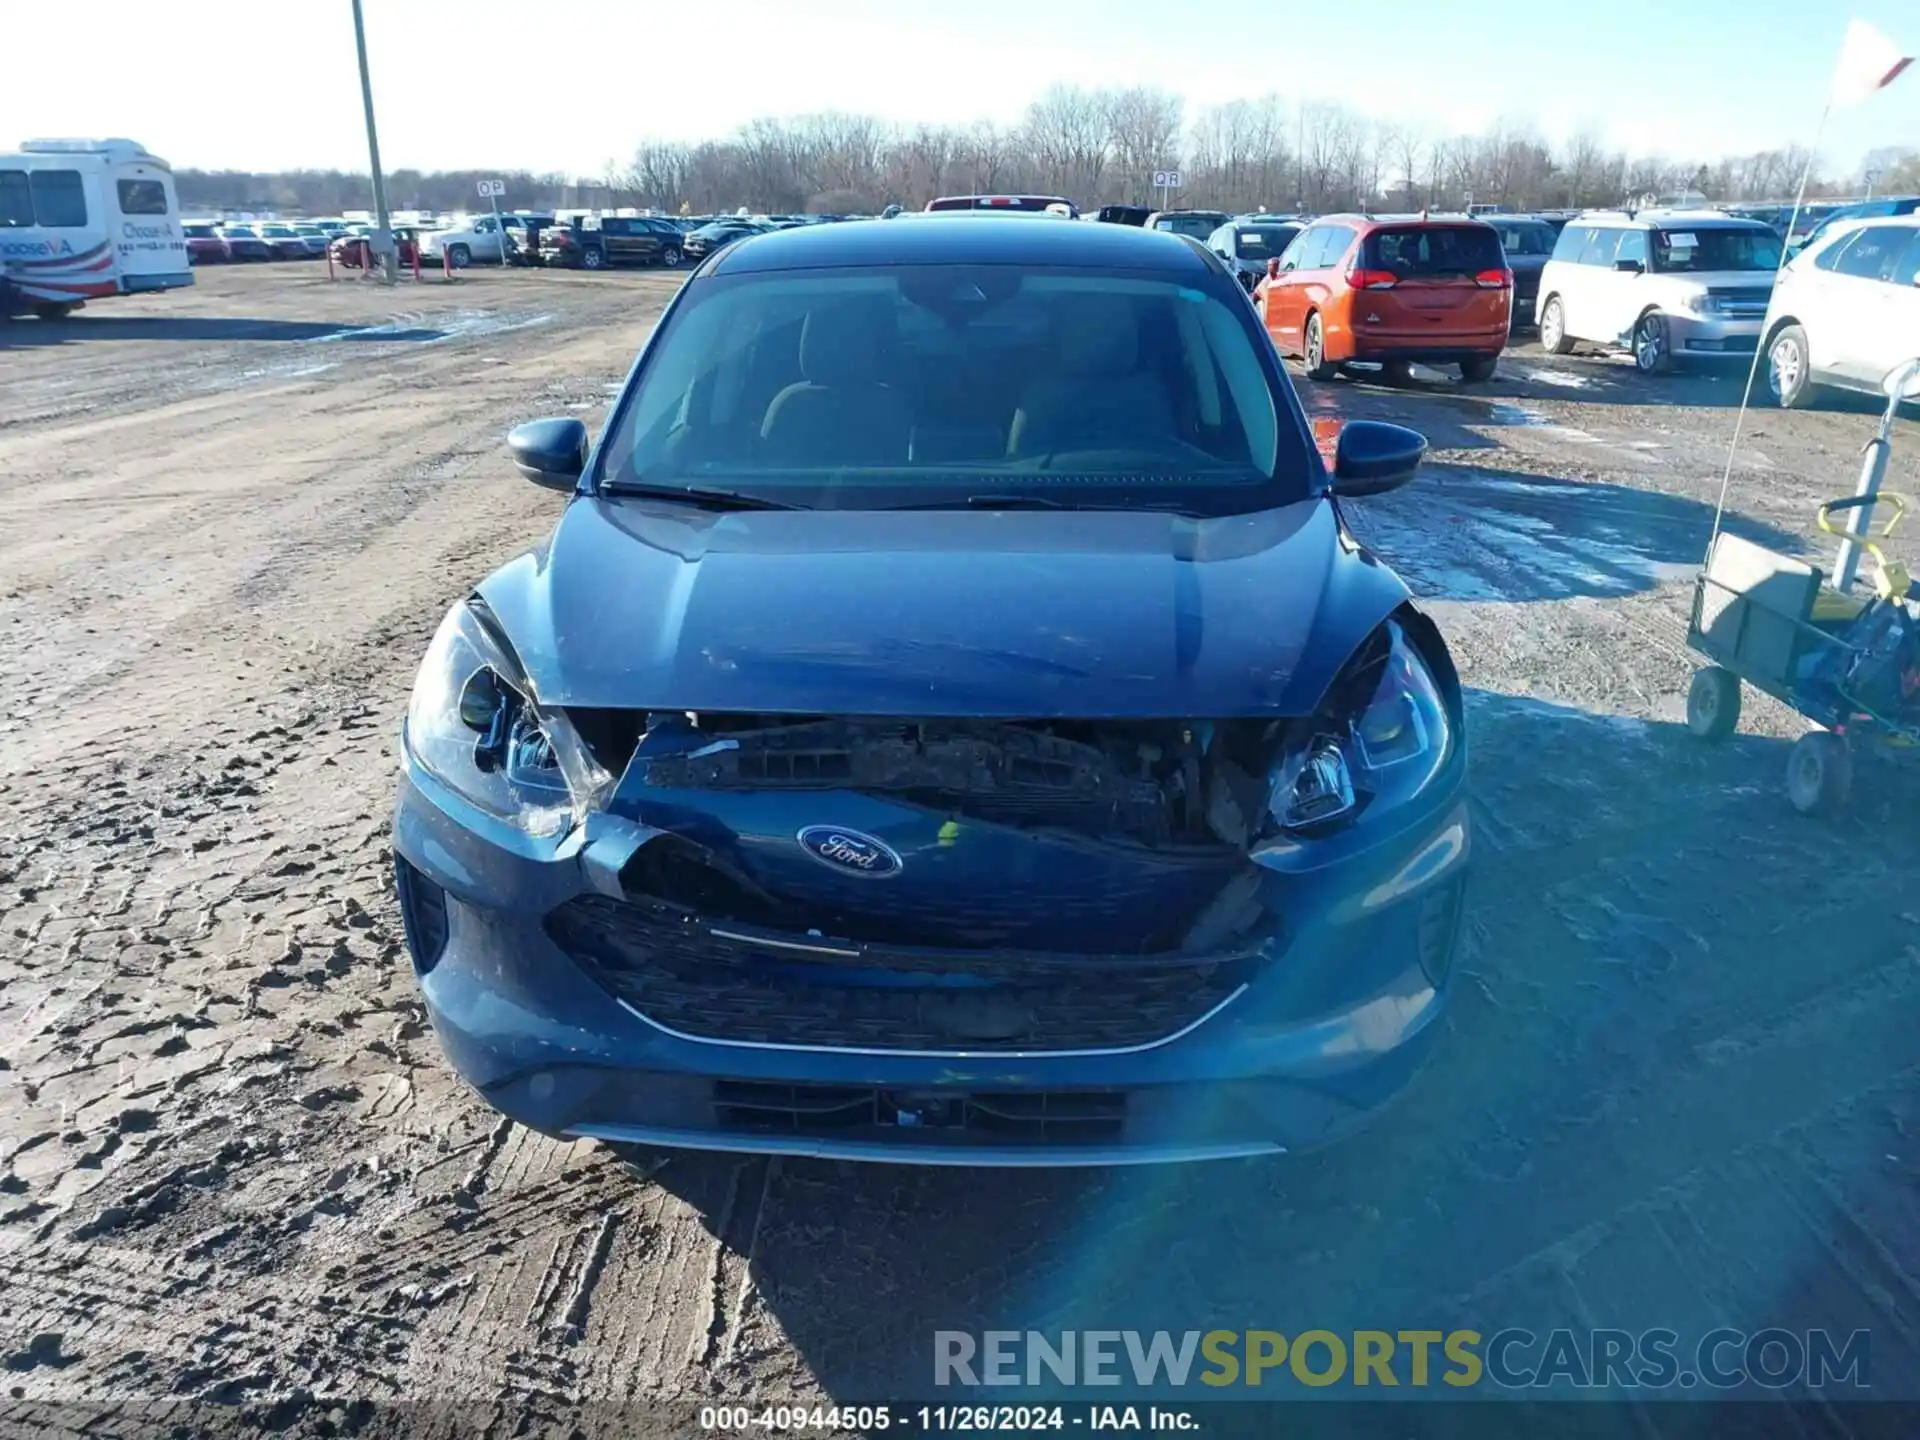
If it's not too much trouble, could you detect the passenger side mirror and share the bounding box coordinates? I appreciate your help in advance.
[1614,258,1645,274]
[1884,359,1920,401]
[1330,421,1426,497]
[508,417,588,490]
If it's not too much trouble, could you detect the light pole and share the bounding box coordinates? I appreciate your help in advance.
[1864,167,1881,200]
[350,0,397,283]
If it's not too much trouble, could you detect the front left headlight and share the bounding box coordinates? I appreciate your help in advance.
[405,601,613,836]
[1685,293,1724,316]
[1270,619,1453,834]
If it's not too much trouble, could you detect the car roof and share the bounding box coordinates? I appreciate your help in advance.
[1307,212,1496,230]
[709,214,1216,274]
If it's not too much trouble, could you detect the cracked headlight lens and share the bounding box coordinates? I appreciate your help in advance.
[1271,618,1452,832]
[405,601,609,836]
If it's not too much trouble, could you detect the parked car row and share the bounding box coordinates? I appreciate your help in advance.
[184,218,348,263]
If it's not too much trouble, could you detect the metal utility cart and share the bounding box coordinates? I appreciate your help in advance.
[1685,357,1920,815]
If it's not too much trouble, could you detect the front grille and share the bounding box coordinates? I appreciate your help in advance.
[546,893,1252,1053]
[713,1080,1127,1145]
[1707,286,1771,318]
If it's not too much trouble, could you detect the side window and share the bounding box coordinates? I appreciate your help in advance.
[0,170,31,227]
[29,170,88,227]
[1579,228,1623,266]
[1615,229,1648,267]
[1832,228,1907,282]
[1813,227,1866,271]
[1282,226,1321,269]
[1550,225,1591,262]
[1318,225,1357,269]
[1889,231,1920,288]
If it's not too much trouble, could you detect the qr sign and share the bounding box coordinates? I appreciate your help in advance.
[1152,170,1183,189]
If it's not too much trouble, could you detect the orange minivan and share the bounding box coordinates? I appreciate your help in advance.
[1255,214,1512,382]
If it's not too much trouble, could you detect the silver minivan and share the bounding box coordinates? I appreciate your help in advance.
[1535,210,1782,373]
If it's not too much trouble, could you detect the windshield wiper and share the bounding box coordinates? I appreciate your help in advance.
[601,481,798,511]
[890,494,1218,516]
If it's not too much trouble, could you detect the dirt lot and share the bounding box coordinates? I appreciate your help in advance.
[3,262,1920,1432]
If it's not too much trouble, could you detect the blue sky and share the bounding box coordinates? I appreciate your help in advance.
[2,0,1913,178]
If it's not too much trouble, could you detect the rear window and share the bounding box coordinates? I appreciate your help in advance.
[927,196,1066,213]
[28,170,88,227]
[116,179,170,216]
[184,223,215,237]
[1651,226,1782,273]
[1363,225,1503,276]
[598,265,1300,514]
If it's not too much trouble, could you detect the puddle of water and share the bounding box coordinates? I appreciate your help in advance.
[1521,367,1598,390]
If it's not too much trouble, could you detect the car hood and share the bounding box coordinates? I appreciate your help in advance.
[477,497,1408,718]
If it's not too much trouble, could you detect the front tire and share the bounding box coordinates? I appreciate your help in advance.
[1303,314,1338,381]
[1766,323,1813,408]
[1539,295,1574,355]
[1460,355,1499,383]
[1787,731,1851,816]
[1686,666,1742,741]
[1633,311,1673,374]
[448,243,471,269]
[1381,358,1414,386]
[661,247,683,268]
[581,247,606,271]
[33,302,77,321]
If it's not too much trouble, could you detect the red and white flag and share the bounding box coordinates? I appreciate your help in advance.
[1830,19,1912,105]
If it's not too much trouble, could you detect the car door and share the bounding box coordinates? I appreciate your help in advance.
[1602,227,1650,340]
[1568,226,1623,341]
[1263,225,1325,353]
[1821,226,1914,383]
[1856,223,1920,383]
[1788,224,1866,375]
[1280,225,1354,354]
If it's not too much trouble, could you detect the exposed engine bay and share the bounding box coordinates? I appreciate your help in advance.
[627,713,1284,848]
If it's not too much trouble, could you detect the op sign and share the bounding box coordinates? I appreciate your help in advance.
[1152,170,1182,190]
[477,179,506,198]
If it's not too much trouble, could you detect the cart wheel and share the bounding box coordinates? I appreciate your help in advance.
[1787,731,1852,816]
[1685,666,1741,741]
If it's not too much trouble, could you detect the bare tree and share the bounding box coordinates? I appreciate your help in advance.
[1105,87,1184,203]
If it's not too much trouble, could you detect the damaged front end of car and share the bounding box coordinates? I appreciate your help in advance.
[398,592,1466,1082]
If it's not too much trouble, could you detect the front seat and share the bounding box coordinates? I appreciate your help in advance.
[759,300,912,466]
[1007,295,1175,459]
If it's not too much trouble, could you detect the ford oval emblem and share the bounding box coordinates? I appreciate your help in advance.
[796,825,903,878]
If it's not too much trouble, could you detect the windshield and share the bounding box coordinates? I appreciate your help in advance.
[1651,226,1782,272]
[1489,222,1556,256]
[1233,225,1302,257]
[1364,224,1504,275]
[1152,213,1226,240]
[597,265,1296,513]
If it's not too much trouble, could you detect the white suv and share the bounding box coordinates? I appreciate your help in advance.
[1536,210,1781,373]
[1762,216,1920,407]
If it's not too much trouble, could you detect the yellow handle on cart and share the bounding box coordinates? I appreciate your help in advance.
[1818,492,1912,600]
[1818,491,1910,540]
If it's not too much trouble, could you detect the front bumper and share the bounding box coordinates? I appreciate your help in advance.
[392,741,1468,1167]
[1663,312,1762,360]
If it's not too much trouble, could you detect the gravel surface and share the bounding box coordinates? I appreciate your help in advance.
[3,264,1919,1432]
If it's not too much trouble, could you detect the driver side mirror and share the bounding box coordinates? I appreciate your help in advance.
[1331,421,1426,497]
[1885,358,1920,401]
[508,417,588,491]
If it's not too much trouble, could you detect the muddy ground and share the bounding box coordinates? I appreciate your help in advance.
[3,263,1919,1434]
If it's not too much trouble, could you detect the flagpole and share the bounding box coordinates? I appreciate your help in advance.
[1702,100,1831,564]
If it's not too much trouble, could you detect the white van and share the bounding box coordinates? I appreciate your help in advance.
[0,138,192,318]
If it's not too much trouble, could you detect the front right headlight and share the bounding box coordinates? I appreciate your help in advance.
[1269,619,1454,834]
[405,601,612,836]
